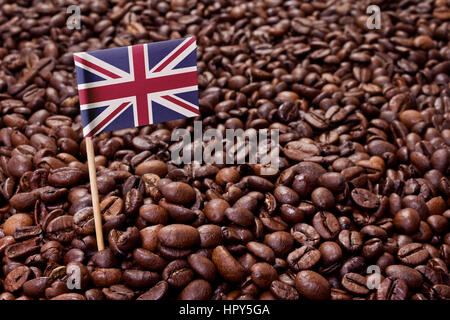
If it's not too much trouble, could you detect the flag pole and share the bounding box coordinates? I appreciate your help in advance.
[85,136,105,251]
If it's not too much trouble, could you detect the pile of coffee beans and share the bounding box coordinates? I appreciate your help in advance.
[0,0,449,300]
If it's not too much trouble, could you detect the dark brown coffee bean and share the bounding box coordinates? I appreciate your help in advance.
[139,204,168,225]
[394,208,421,234]
[385,265,423,289]
[133,248,167,271]
[270,280,299,300]
[3,213,33,236]
[274,186,299,205]
[264,231,294,257]
[250,262,277,289]
[312,211,340,240]
[48,167,85,187]
[162,259,194,288]
[291,223,321,247]
[102,285,135,300]
[160,182,196,205]
[135,160,168,177]
[137,281,169,300]
[246,242,275,263]
[212,246,246,282]
[4,266,30,292]
[46,215,75,243]
[319,241,342,266]
[341,273,369,295]
[351,188,380,210]
[397,243,429,265]
[295,270,330,300]
[158,224,199,249]
[73,207,95,235]
[188,253,216,281]
[122,270,159,289]
[204,199,229,224]
[91,268,122,287]
[376,277,408,300]
[311,187,335,210]
[288,245,321,272]
[225,207,255,227]
[178,279,212,300]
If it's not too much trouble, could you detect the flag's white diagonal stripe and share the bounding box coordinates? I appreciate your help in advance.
[74,60,114,80]
[152,91,199,111]
[82,101,131,136]
[82,103,120,136]
[74,52,130,78]
[149,37,193,73]
[152,95,199,118]
[163,41,196,72]
[90,102,131,136]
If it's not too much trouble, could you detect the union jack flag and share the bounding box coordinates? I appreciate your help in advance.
[74,37,199,137]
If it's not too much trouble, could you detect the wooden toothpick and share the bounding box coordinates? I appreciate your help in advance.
[85,136,105,251]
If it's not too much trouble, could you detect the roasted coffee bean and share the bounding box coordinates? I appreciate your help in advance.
[178,279,212,300]
[341,273,369,295]
[319,241,342,266]
[394,208,421,234]
[133,248,167,272]
[108,227,140,254]
[225,207,255,227]
[351,188,380,210]
[160,182,196,205]
[6,237,40,260]
[339,256,366,278]
[139,204,168,225]
[385,265,423,289]
[249,262,277,289]
[51,293,86,300]
[188,254,216,281]
[4,266,30,292]
[270,280,299,300]
[204,199,229,224]
[312,211,340,240]
[123,270,159,289]
[45,215,75,243]
[73,207,95,235]
[137,281,169,300]
[287,246,321,271]
[9,192,39,211]
[291,223,321,247]
[91,268,123,287]
[376,277,408,300]
[162,260,194,288]
[3,214,33,236]
[398,243,429,265]
[212,246,246,282]
[311,187,335,210]
[158,224,199,249]
[140,225,162,251]
[264,231,294,257]
[102,285,135,300]
[295,270,330,300]
[135,160,168,177]
[48,167,85,187]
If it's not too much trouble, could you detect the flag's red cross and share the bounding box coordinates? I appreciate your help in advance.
[77,39,198,136]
